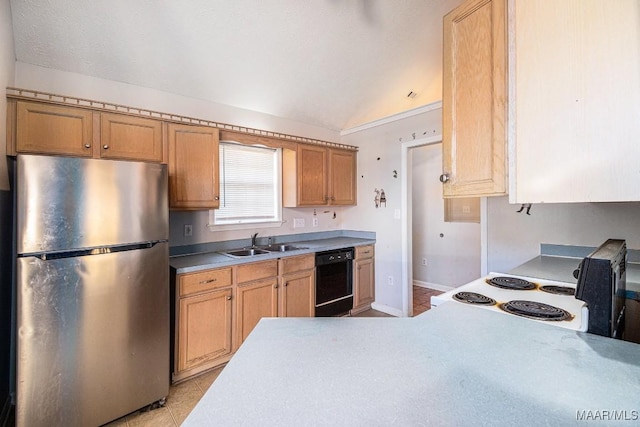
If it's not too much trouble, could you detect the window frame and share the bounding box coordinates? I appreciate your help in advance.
[207,140,283,231]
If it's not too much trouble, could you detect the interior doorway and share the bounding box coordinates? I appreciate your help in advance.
[400,137,481,317]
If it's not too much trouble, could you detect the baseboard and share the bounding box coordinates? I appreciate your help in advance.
[370,302,403,317]
[413,280,454,293]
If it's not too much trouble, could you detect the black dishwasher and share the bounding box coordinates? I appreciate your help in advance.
[315,248,354,317]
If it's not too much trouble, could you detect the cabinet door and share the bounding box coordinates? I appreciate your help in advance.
[178,288,232,372]
[442,0,507,197]
[100,113,163,162]
[279,269,315,317]
[297,145,328,206]
[16,101,93,157]
[168,123,220,209]
[353,257,375,310]
[329,149,357,205]
[235,278,278,348]
[511,0,640,203]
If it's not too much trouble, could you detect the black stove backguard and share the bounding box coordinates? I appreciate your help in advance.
[574,239,626,339]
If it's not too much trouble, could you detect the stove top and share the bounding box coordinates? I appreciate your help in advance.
[431,273,588,331]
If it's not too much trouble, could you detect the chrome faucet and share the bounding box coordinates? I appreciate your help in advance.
[251,233,259,248]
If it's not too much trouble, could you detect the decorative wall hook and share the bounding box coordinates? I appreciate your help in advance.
[516,204,532,215]
[380,189,386,207]
[374,188,380,208]
[393,170,397,178]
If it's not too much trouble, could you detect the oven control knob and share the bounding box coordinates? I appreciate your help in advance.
[329,256,335,260]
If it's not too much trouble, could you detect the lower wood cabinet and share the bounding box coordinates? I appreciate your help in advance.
[173,254,315,383]
[351,245,375,315]
[235,260,279,349]
[177,287,233,373]
[278,254,315,317]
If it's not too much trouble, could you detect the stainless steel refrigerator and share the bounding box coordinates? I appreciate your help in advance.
[15,154,169,426]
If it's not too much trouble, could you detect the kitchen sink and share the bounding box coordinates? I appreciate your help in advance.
[223,248,270,257]
[260,244,306,252]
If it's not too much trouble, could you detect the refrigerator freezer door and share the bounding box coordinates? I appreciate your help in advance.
[17,155,168,255]
[16,242,169,427]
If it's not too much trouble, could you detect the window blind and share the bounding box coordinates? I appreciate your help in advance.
[215,142,281,224]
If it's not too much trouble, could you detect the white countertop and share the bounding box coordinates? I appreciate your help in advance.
[183,303,640,426]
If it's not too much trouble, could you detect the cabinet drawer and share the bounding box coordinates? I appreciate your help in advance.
[179,268,233,296]
[236,260,278,284]
[279,253,315,275]
[355,245,374,260]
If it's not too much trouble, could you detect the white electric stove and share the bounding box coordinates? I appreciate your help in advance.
[431,273,588,331]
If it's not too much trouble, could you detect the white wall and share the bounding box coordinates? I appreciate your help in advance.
[341,106,442,312]
[411,144,480,288]
[0,1,16,190]
[487,196,640,273]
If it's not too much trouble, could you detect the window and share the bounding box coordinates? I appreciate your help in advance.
[211,142,282,226]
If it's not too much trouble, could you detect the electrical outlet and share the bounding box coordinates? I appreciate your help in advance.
[312,218,319,227]
[293,218,305,228]
[387,276,394,286]
[422,258,427,266]
[184,224,193,237]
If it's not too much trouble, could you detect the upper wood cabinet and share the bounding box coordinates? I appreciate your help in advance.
[509,0,640,203]
[442,0,507,198]
[11,101,165,162]
[283,144,357,207]
[14,101,94,157]
[100,113,163,162]
[168,123,220,210]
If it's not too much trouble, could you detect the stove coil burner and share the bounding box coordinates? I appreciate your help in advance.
[500,300,572,321]
[539,285,575,296]
[486,276,536,290]
[453,292,496,306]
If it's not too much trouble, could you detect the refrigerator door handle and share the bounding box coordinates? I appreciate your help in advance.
[23,241,166,261]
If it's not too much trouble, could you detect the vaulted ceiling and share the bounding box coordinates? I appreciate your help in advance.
[9,0,464,131]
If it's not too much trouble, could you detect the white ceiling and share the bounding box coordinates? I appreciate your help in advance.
[9,0,463,131]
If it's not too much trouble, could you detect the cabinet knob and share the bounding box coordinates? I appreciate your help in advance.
[331,196,335,201]
[214,196,220,201]
[226,296,232,300]
[274,284,279,289]
[103,144,109,150]
[84,144,91,149]
[439,173,450,183]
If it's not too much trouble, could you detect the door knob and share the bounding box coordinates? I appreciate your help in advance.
[439,173,450,183]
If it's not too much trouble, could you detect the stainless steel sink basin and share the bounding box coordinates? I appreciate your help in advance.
[261,244,306,252]
[223,248,270,257]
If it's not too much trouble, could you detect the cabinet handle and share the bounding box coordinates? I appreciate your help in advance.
[226,296,232,300]
[84,144,91,148]
[439,173,450,183]
[103,144,109,150]
[199,278,217,284]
